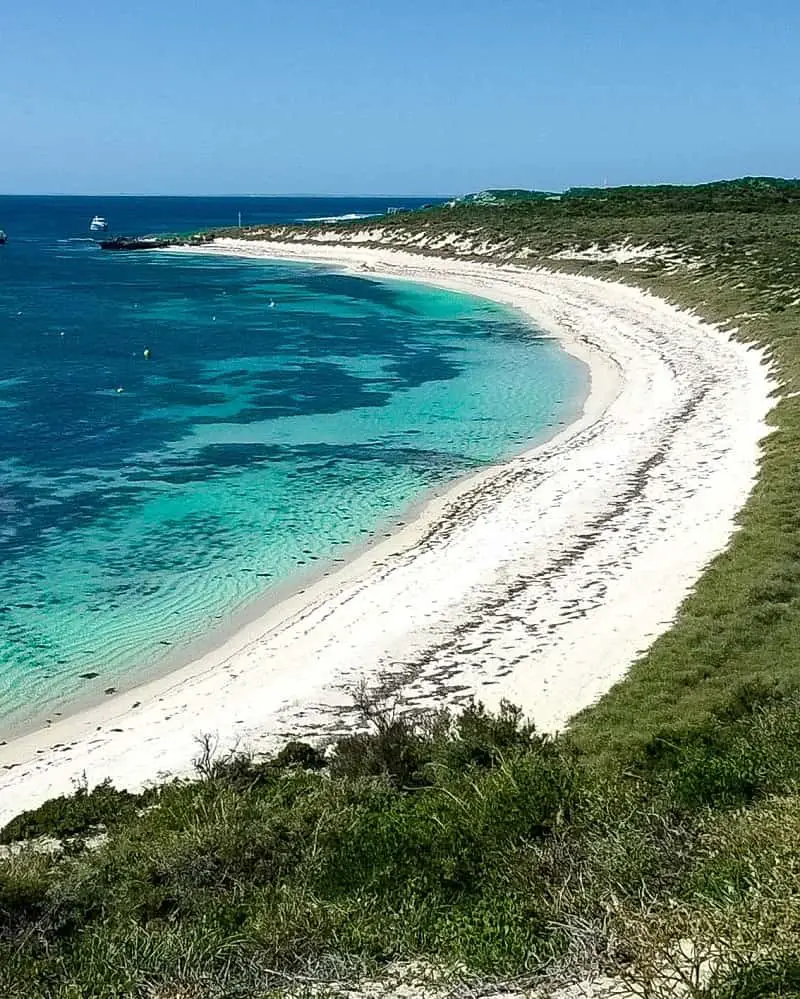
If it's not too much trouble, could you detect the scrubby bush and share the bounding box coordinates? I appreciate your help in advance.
[0,854,50,941]
[274,740,326,770]
[426,699,549,772]
[327,687,429,786]
[328,695,553,788]
[707,955,800,999]
[0,779,148,845]
[0,691,799,994]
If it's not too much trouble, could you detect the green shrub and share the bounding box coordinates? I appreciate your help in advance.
[0,780,148,845]
[706,954,800,998]
[328,698,551,787]
[427,699,548,772]
[274,740,326,770]
[329,717,427,786]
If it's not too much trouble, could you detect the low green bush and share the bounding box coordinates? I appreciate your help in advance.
[0,854,50,941]
[0,779,149,845]
[0,692,798,993]
[636,686,800,810]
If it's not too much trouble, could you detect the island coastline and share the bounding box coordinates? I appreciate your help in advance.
[0,243,773,825]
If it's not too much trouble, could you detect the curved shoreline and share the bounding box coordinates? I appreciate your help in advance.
[0,244,772,824]
[0,271,590,746]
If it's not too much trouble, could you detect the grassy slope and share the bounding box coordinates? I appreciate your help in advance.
[2,180,800,997]
[2,697,800,997]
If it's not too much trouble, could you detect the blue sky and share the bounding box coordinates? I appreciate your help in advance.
[2,0,798,195]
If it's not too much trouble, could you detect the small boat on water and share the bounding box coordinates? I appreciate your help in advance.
[89,216,109,233]
[0,230,7,245]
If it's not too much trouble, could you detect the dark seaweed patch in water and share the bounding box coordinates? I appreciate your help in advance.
[145,384,231,408]
[0,481,149,565]
[384,348,462,386]
[189,444,279,470]
[287,272,412,314]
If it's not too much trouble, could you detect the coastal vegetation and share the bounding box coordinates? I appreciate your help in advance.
[2,690,800,997]
[4,178,800,996]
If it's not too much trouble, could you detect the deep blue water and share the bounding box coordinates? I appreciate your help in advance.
[0,196,586,731]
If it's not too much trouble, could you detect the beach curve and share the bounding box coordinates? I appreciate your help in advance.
[0,242,773,825]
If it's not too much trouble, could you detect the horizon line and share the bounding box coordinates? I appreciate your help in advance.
[0,192,457,200]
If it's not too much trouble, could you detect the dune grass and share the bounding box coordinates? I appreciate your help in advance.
[1,692,800,997]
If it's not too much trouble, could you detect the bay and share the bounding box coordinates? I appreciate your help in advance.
[0,196,586,730]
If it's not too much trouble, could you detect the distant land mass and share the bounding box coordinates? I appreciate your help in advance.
[454,175,800,211]
[97,176,800,252]
[454,189,561,205]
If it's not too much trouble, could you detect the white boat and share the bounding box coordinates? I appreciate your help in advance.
[89,216,109,232]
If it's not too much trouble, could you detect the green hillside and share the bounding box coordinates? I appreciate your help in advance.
[454,176,800,213]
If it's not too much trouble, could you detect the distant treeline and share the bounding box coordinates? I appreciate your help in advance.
[454,176,800,215]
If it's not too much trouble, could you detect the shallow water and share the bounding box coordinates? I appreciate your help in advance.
[0,196,586,729]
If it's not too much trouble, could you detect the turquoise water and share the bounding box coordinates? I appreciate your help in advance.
[0,196,586,731]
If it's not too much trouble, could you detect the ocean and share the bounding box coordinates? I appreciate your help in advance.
[0,195,587,733]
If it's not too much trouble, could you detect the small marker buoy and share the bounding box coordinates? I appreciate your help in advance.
[143,348,151,360]
[212,315,216,321]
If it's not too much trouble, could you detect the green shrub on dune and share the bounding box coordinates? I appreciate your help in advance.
[0,780,151,848]
[1,689,800,996]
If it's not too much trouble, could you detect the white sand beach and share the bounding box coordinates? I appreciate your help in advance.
[0,241,774,825]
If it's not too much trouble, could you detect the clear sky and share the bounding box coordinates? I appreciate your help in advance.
[3,0,798,195]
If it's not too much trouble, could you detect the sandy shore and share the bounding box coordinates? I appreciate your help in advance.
[0,241,773,825]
